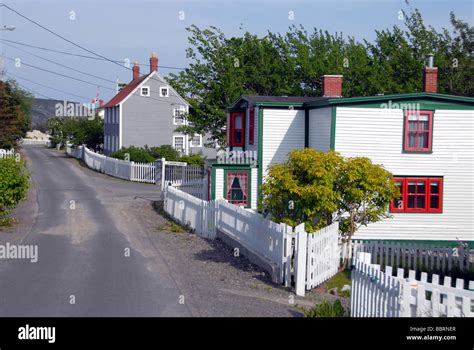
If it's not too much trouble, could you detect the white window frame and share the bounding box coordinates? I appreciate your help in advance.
[173,135,185,153]
[173,107,186,125]
[159,86,169,97]
[140,86,150,97]
[190,134,202,148]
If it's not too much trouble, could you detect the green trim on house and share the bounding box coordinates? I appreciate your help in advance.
[258,107,264,210]
[254,102,305,108]
[330,106,337,150]
[223,168,252,209]
[353,239,474,249]
[304,109,309,147]
[305,92,474,110]
[211,166,216,200]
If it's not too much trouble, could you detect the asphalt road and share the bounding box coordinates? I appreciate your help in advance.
[0,146,190,316]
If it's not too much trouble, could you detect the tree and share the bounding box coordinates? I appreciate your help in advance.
[168,8,472,144]
[0,80,32,149]
[47,116,103,151]
[262,149,399,268]
[0,157,29,225]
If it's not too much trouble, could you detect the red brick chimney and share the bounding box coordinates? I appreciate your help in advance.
[132,61,140,80]
[99,99,104,107]
[150,52,158,73]
[423,54,438,93]
[322,75,343,97]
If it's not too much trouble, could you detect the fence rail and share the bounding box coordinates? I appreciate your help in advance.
[20,139,51,146]
[345,240,473,272]
[351,257,474,317]
[66,145,156,183]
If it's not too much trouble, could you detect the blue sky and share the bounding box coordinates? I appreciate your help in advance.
[1,0,472,103]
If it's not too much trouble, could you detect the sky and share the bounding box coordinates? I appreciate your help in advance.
[0,0,472,103]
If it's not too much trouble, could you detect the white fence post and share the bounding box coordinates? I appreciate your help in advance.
[294,223,307,297]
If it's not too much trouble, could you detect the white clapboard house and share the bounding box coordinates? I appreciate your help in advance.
[209,60,473,244]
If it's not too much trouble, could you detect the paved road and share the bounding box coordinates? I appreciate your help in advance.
[0,147,190,316]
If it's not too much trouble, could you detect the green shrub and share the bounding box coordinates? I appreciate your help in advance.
[0,158,29,225]
[148,145,180,161]
[304,299,348,317]
[180,153,205,166]
[111,146,155,163]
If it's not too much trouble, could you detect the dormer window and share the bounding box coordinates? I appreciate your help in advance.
[140,86,150,97]
[160,87,169,97]
[230,112,244,147]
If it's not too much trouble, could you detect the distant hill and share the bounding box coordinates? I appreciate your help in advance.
[30,98,81,130]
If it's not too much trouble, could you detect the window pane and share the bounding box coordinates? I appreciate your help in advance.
[408,120,418,131]
[430,196,439,209]
[408,133,417,147]
[417,181,426,194]
[407,196,416,208]
[416,196,425,208]
[234,131,242,144]
[408,182,416,193]
[418,132,429,148]
[430,182,439,194]
[419,120,429,131]
[234,115,242,129]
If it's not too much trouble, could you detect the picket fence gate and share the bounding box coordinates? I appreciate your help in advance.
[351,256,474,317]
[162,185,339,296]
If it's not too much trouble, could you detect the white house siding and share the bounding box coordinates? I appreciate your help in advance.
[261,109,306,178]
[308,107,332,151]
[334,107,474,241]
[251,167,258,209]
[215,168,224,200]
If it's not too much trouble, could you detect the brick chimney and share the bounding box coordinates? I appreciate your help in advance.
[132,61,140,80]
[150,52,158,73]
[423,54,438,93]
[322,75,343,97]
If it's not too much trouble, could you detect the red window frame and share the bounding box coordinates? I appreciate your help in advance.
[390,177,443,213]
[404,110,433,152]
[225,172,249,207]
[249,109,255,145]
[230,112,245,147]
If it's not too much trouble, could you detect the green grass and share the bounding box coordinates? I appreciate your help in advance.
[325,270,351,296]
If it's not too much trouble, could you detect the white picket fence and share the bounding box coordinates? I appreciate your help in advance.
[66,145,156,183]
[351,256,474,317]
[344,240,474,272]
[0,149,15,159]
[162,185,339,296]
[20,139,51,146]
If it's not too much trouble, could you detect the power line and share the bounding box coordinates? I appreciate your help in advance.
[1,54,185,107]
[6,76,54,99]
[0,38,186,70]
[0,54,117,91]
[6,70,91,100]
[1,40,117,84]
[0,3,187,91]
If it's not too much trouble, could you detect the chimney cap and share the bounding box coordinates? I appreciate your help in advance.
[427,53,434,68]
[321,74,343,78]
[151,52,157,58]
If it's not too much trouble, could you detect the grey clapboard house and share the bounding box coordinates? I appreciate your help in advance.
[103,53,214,158]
